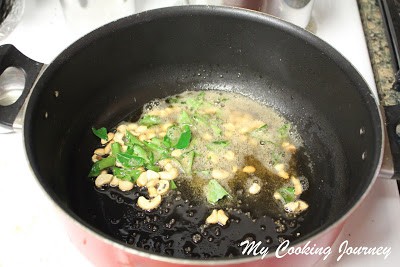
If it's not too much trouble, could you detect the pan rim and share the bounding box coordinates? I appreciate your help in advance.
[23,5,384,265]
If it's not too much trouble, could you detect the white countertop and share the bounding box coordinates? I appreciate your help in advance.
[0,0,399,266]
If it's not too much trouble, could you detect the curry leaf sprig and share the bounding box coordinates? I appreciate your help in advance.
[88,123,193,183]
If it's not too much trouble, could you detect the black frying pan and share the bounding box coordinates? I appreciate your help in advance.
[0,6,384,266]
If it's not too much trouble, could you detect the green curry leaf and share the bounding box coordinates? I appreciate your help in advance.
[207,179,229,204]
[164,125,192,149]
[178,110,191,125]
[112,167,141,182]
[125,130,143,146]
[139,115,161,127]
[91,127,108,140]
[88,157,116,177]
[278,186,296,204]
[170,180,177,190]
[116,153,145,168]
[278,123,291,138]
[175,125,192,149]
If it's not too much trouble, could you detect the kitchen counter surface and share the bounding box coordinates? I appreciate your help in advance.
[357,0,400,105]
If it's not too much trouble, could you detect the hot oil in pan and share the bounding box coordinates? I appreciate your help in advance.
[95,167,306,258]
[92,91,312,258]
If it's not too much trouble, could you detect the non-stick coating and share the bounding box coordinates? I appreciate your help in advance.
[24,6,381,260]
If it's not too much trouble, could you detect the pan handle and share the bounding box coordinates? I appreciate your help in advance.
[0,44,44,131]
[381,70,400,179]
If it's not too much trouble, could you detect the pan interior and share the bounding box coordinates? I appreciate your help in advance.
[24,6,381,260]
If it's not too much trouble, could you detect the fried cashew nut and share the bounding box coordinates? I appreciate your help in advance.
[119,180,134,191]
[248,183,261,194]
[137,195,162,210]
[284,200,309,213]
[242,166,256,173]
[206,209,229,226]
[157,180,170,195]
[291,176,303,196]
[159,168,179,180]
[136,172,148,187]
[206,209,218,224]
[95,173,113,188]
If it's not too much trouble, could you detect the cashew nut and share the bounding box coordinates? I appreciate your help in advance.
[274,164,289,179]
[242,166,256,173]
[274,163,285,172]
[203,133,213,141]
[204,107,218,114]
[159,168,179,180]
[164,163,173,171]
[146,178,159,188]
[92,154,100,163]
[249,183,261,194]
[297,200,309,212]
[148,186,158,198]
[232,165,238,173]
[137,195,162,210]
[284,202,300,213]
[119,180,134,191]
[109,176,120,187]
[278,170,290,179]
[223,150,235,161]
[217,210,229,226]
[284,200,308,213]
[291,176,303,195]
[117,124,127,133]
[158,159,172,167]
[147,132,156,140]
[136,125,148,133]
[136,172,148,187]
[224,131,233,138]
[171,149,182,158]
[113,132,125,145]
[156,180,170,195]
[147,170,160,180]
[273,192,283,202]
[206,209,229,225]
[144,170,160,187]
[127,123,138,131]
[162,122,173,131]
[104,142,112,154]
[129,130,139,136]
[94,148,105,156]
[211,169,230,180]
[282,142,296,153]
[206,209,218,224]
[95,173,113,188]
